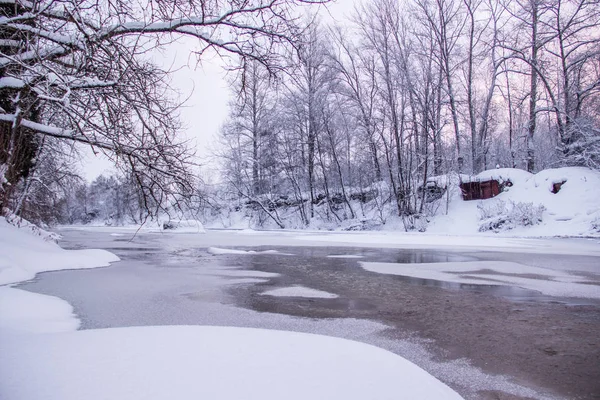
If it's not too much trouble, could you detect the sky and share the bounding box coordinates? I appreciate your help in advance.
[82,0,359,181]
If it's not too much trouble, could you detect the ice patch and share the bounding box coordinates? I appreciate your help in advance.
[327,254,364,259]
[360,261,600,299]
[295,231,600,256]
[227,278,270,285]
[208,247,280,255]
[261,286,339,299]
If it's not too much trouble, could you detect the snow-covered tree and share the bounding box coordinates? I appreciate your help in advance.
[0,0,329,219]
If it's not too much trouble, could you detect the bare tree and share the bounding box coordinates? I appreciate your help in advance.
[545,0,600,161]
[414,0,466,171]
[501,0,600,170]
[284,20,331,221]
[330,27,383,182]
[462,0,505,172]
[356,0,410,215]
[0,0,329,220]
[223,60,276,195]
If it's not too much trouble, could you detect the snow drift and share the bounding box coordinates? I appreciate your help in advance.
[0,216,119,286]
[429,167,600,237]
[0,326,464,400]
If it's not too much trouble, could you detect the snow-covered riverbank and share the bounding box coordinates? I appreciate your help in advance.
[0,218,466,400]
[205,167,600,238]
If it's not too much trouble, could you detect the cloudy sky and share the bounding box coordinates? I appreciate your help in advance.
[82,0,359,180]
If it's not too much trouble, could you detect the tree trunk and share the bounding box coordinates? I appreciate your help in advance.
[526,0,539,173]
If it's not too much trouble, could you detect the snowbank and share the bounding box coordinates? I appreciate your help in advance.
[0,217,119,285]
[206,167,600,237]
[507,167,600,233]
[0,287,80,334]
[429,167,600,237]
[0,326,464,400]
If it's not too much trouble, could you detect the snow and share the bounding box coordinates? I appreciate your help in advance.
[0,113,76,137]
[0,217,119,285]
[0,39,21,48]
[261,286,339,299]
[205,167,600,238]
[0,287,80,334]
[425,173,471,188]
[294,231,600,256]
[208,246,280,255]
[0,217,465,400]
[0,326,464,400]
[360,261,600,299]
[3,204,597,400]
[517,167,600,228]
[0,76,25,89]
[469,168,533,185]
[428,167,600,237]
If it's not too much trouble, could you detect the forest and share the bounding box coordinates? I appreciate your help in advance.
[1,0,599,230]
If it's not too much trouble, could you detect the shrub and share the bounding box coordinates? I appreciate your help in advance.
[4,212,61,242]
[592,217,600,233]
[478,200,545,232]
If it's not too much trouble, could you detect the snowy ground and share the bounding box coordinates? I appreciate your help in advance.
[1,324,465,400]
[0,218,469,400]
[0,287,80,334]
[427,167,600,237]
[205,167,600,238]
[3,327,458,400]
[0,217,118,286]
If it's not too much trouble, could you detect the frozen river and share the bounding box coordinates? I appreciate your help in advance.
[17,228,600,400]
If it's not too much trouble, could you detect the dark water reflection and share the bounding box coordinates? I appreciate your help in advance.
[215,246,592,306]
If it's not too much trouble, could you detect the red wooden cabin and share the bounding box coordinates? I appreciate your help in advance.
[460,180,501,201]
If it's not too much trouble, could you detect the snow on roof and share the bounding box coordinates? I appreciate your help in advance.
[425,174,470,188]
[463,168,533,185]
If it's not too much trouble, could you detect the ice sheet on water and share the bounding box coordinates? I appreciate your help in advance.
[360,260,600,299]
[261,286,338,299]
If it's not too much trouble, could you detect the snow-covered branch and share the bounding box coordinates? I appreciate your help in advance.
[0,0,329,218]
